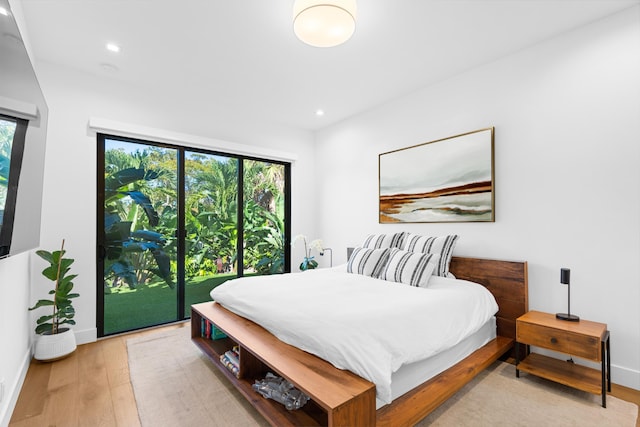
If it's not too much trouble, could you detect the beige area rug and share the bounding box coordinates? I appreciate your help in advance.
[127,326,638,427]
[417,361,637,427]
[127,326,269,427]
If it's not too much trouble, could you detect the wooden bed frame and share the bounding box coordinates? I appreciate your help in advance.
[191,256,528,427]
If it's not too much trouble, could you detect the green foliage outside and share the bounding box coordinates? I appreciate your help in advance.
[104,274,229,333]
[103,142,286,334]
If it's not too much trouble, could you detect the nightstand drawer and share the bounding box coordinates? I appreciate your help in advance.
[517,322,600,361]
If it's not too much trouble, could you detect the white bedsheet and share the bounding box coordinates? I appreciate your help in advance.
[210,266,498,404]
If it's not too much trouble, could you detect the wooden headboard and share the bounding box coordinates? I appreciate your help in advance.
[449,256,528,351]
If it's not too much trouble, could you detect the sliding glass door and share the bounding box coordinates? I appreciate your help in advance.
[242,159,287,276]
[183,152,239,314]
[97,135,290,336]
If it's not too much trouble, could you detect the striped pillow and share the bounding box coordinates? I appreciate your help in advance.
[361,232,406,249]
[402,234,459,277]
[380,249,436,287]
[347,247,390,278]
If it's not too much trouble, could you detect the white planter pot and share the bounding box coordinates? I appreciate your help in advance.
[33,327,77,361]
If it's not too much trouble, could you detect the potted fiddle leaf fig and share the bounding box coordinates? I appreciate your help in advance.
[29,239,79,361]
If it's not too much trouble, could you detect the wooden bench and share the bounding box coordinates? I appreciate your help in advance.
[191,302,376,427]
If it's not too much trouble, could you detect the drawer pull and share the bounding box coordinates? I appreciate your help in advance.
[550,337,558,344]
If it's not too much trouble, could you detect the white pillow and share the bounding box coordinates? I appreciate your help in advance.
[347,247,390,278]
[361,232,406,249]
[402,234,459,277]
[380,248,436,287]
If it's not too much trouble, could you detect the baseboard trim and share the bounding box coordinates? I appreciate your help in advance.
[612,364,640,391]
[74,327,97,345]
[0,347,31,427]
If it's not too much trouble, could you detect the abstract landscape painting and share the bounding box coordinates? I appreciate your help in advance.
[379,128,494,223]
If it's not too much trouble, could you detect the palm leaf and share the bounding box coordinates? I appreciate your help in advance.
[126,191,159,226]
[105,167,146,190]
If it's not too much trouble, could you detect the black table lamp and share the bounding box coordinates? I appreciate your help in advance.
[556,268,579,321]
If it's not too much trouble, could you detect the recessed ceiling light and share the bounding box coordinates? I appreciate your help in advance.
[106,43,120,53]
[0,7,9,16]
[315,109,325,117]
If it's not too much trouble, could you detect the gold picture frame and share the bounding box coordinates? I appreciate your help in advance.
[379,127,495,223]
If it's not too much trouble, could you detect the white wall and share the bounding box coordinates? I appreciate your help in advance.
[315,7,640,389]
[30,61,318,344]
[0,252,32,427]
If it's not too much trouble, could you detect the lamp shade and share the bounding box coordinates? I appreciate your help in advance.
[293,0,357,47]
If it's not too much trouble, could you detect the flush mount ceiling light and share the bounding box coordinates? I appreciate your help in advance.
[293,0,357,48]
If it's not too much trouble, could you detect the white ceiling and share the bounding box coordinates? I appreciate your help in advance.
[17,0,640,131]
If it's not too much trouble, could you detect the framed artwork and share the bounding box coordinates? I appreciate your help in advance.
[379,127,494,223]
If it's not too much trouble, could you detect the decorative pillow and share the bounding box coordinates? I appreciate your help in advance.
[402,234,459,277]
[347,247,390,278]
[380,249,436,287]
[361,232,406,249]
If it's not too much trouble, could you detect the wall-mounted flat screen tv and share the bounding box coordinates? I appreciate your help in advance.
[0,0,48,258]
[0,115,28,257]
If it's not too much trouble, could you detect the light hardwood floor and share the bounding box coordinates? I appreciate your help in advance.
[9,323,186,427]
[9,322,640,427]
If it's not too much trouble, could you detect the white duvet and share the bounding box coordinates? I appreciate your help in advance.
[210,266,498,404]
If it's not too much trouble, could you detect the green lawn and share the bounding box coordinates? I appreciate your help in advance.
[103,273,233,335]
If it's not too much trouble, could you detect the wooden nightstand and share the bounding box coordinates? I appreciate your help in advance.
[515,310,611,407]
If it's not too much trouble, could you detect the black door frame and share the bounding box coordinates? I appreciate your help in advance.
[96,133,291,337]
